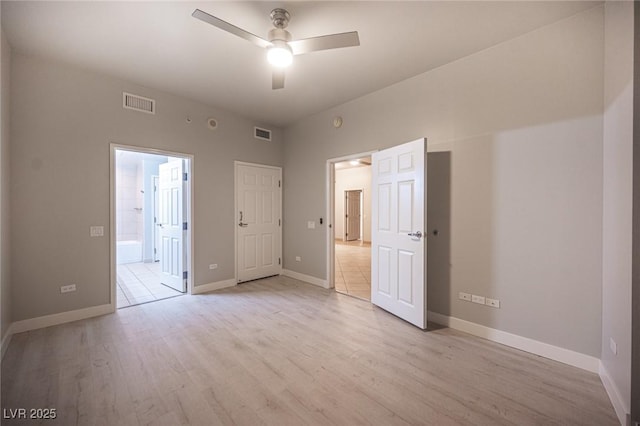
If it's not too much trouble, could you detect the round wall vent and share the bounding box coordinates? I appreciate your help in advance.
[207,118,218,130]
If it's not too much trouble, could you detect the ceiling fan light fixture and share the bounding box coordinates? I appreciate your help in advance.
[267,41,293,68]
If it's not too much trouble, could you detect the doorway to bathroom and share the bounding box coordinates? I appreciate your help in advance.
[111,146,193,309]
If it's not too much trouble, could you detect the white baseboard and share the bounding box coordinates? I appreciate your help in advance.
[192,279,236,294]
[11,303,114,335]
[599,363,631,426]
[282,269,328,289]
[1,327,13,360]
[427,311,600,373]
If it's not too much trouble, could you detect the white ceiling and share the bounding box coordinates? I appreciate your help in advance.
[2,1,599,127]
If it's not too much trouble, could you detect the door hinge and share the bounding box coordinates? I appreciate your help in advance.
[279,219,281,226]
[183,222,188,230]
[154,248,157,254]
[278,258,281,265]
[278,180,281,188]
[183,172,188,181]
[183,271,188,279]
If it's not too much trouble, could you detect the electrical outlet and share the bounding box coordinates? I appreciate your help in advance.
[458,292,471,301]
[90,226,104,237]
[471,295,485,305]
[295,256,301,262]
[609,338,617,355]
[485,298,500,308]
[209,264,218,270]
[61,284,76,293]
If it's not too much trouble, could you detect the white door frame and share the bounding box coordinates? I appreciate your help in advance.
[326,151,377,290]
[234,161,283,282]
[110,143,195,310]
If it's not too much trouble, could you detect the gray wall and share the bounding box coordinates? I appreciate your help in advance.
[601,0,633,416]
[283,7,604,356]
[1,29,11,340]
[632,2,640,423]
[10,53,282,321]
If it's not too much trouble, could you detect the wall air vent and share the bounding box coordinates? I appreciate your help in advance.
[123,92,155,114]
[254,126,272,141]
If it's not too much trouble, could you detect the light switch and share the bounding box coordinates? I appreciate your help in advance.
[90,226,104,237]
[307,221,315,229]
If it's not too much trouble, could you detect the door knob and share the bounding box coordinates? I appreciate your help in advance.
[408,231,422,239]
[238,210,248,227]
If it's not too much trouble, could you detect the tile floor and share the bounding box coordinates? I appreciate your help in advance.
[334,240,371,301]
[117,262,184,308]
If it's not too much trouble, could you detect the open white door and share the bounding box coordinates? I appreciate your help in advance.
[236,163,282,282]
[158,159,186,292]
[371,138,426,328]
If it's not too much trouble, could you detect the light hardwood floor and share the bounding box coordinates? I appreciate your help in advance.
[2,276,617,425]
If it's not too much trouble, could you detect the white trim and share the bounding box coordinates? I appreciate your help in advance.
[599,363,631,426]
[427,311,600,373]
[1,326,13,359]
[11,304,113,335]
[192,279,237,294]
[282,269,328,289]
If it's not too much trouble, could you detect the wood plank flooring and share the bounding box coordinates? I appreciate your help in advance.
[1,276,618,425]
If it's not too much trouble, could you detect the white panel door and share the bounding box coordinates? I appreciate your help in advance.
[236,163,282,282]
[371,138,426,328]
[158,160,186,292]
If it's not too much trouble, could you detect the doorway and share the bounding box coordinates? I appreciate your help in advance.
[329,155,373,301]
[235,162,282,283]
[344,189,363,241]
[111,146,193,309]
[327,139,428,329]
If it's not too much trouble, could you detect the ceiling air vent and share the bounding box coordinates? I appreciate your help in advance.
[123,92,155,114]
[254,126,272,141]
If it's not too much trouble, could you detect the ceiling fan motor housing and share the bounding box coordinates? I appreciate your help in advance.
[270,8,290,29]
[268,28,292,43]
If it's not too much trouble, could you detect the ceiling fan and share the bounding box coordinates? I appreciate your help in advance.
[192,8,360,90]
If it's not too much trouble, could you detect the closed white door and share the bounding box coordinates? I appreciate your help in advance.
[345,190,362,241]
[158,159,186,292]
[236,163,282,282]
[371,138,427,329]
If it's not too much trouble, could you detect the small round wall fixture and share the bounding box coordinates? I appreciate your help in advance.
[185,117,192,123]
[207,118,218,130]
[333,116,343,128]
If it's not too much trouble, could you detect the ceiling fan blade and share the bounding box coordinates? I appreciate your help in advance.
[272,69,285,90]
[289,31,360,55]
[192,9,271,49]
